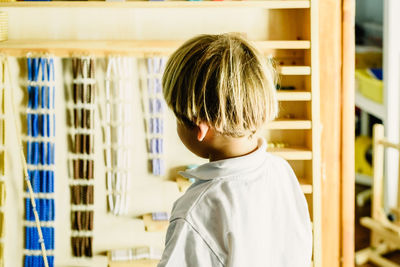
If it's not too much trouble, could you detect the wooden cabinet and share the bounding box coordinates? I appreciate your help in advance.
[0,1,324,266]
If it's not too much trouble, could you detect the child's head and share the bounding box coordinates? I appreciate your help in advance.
[162,33,277,158]
[163,33,277,136]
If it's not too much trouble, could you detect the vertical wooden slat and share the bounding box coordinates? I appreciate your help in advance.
[398,151,400,209]
[341,0,355,265]
[372,124,384,247]
[319,0,342,265]
[310,0,322,265]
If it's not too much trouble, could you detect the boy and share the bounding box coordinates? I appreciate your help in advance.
[158,33,312,267]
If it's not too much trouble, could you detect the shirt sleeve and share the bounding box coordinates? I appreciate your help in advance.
[158,218,224,267]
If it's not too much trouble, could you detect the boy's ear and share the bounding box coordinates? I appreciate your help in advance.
[197,121,209,142]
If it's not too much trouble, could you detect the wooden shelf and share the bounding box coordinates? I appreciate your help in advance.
[355,91,385,120]
[142,214,169,232]
[355,172,372,186]
[176,176,193,192]
[267,147,312,160]
[0,1,311,9]
[267,119,312,129]
[276,90,312,101]
[109,259,158,267]
[277,66,311,75]
[299,178,312,194]
[0,40,311,57]
[0,40,180,57]
[257,40,310,49]
[301,184,313,194]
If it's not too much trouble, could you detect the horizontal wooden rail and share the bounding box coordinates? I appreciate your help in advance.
[0,1,311,9]
[267,119,312,129]
[277,66,311,75]
[267,146,312,160]
[276,90,311,101]
[379,139,400,150]
[0,40,310,57]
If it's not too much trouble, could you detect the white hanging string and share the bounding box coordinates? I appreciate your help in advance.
[103,56,133,216]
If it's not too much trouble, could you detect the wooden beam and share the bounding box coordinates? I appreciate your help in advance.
[361,217,400,244]
[276,91,312,101]
[267,147,313,160]
[0,40,311,57]
[372,125,385,228]
[266,119,312,130]
[370,252,400,267]
[0,1,311,9]
[379,139,400,150]
[277,66,311,75]
[319,0,342,265]
[355,243,391,266]
[341,0,355,265]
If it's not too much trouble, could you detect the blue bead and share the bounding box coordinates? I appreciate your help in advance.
[33,142,39,165]
[25,227,29,249]
[27,142,32,164]
[39,142,45,165]
[27,114,32,136]
[50,199,55,221]
[33,170,39,193]
[50,171,54,193]
[48,255,54,267]
[41,86,45,109]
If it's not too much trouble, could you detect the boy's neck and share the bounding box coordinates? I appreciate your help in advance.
[207,134,259,162]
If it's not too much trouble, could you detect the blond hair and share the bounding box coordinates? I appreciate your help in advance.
[162,33,278,137]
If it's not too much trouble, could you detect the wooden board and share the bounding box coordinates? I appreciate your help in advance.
[341,0,356,265]
[276,91,312,101]
[267,147,312,160]
[0,1,311,9]
[0,40,311,57]
[277,66,311,75]
[176,177,192,193]
[267,119,312,129]
[142,214,169,232]
[108,259,159,267]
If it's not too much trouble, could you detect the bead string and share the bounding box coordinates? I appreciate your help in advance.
[70,57,96,258]
[103,56,133,216]
[23,56,56,267]
[144,57,166,176]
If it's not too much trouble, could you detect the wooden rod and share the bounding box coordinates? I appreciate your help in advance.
[0,1,311,9]
[0,40,311,57]
[372,124,385,247]
[369,251,400,267]
[340,0,355,265]
[379,139,400,150]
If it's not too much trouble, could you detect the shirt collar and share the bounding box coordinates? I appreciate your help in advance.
[179,138,267,181]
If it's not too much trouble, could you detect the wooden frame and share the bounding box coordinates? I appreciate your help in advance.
[355,124,400,266]
[0,1,311,9]
[341,0,355,266]
[319,0,355,266]
[0,1,325,266]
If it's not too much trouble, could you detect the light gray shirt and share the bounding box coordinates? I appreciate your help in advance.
[158,138,312,267]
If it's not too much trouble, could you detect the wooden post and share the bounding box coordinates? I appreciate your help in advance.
[371,124,385,247]
[319,0,342,266]
[341,0,355,265]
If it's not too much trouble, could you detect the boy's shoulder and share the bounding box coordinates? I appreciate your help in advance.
[169,178,215,222]
[169,151,295,222]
